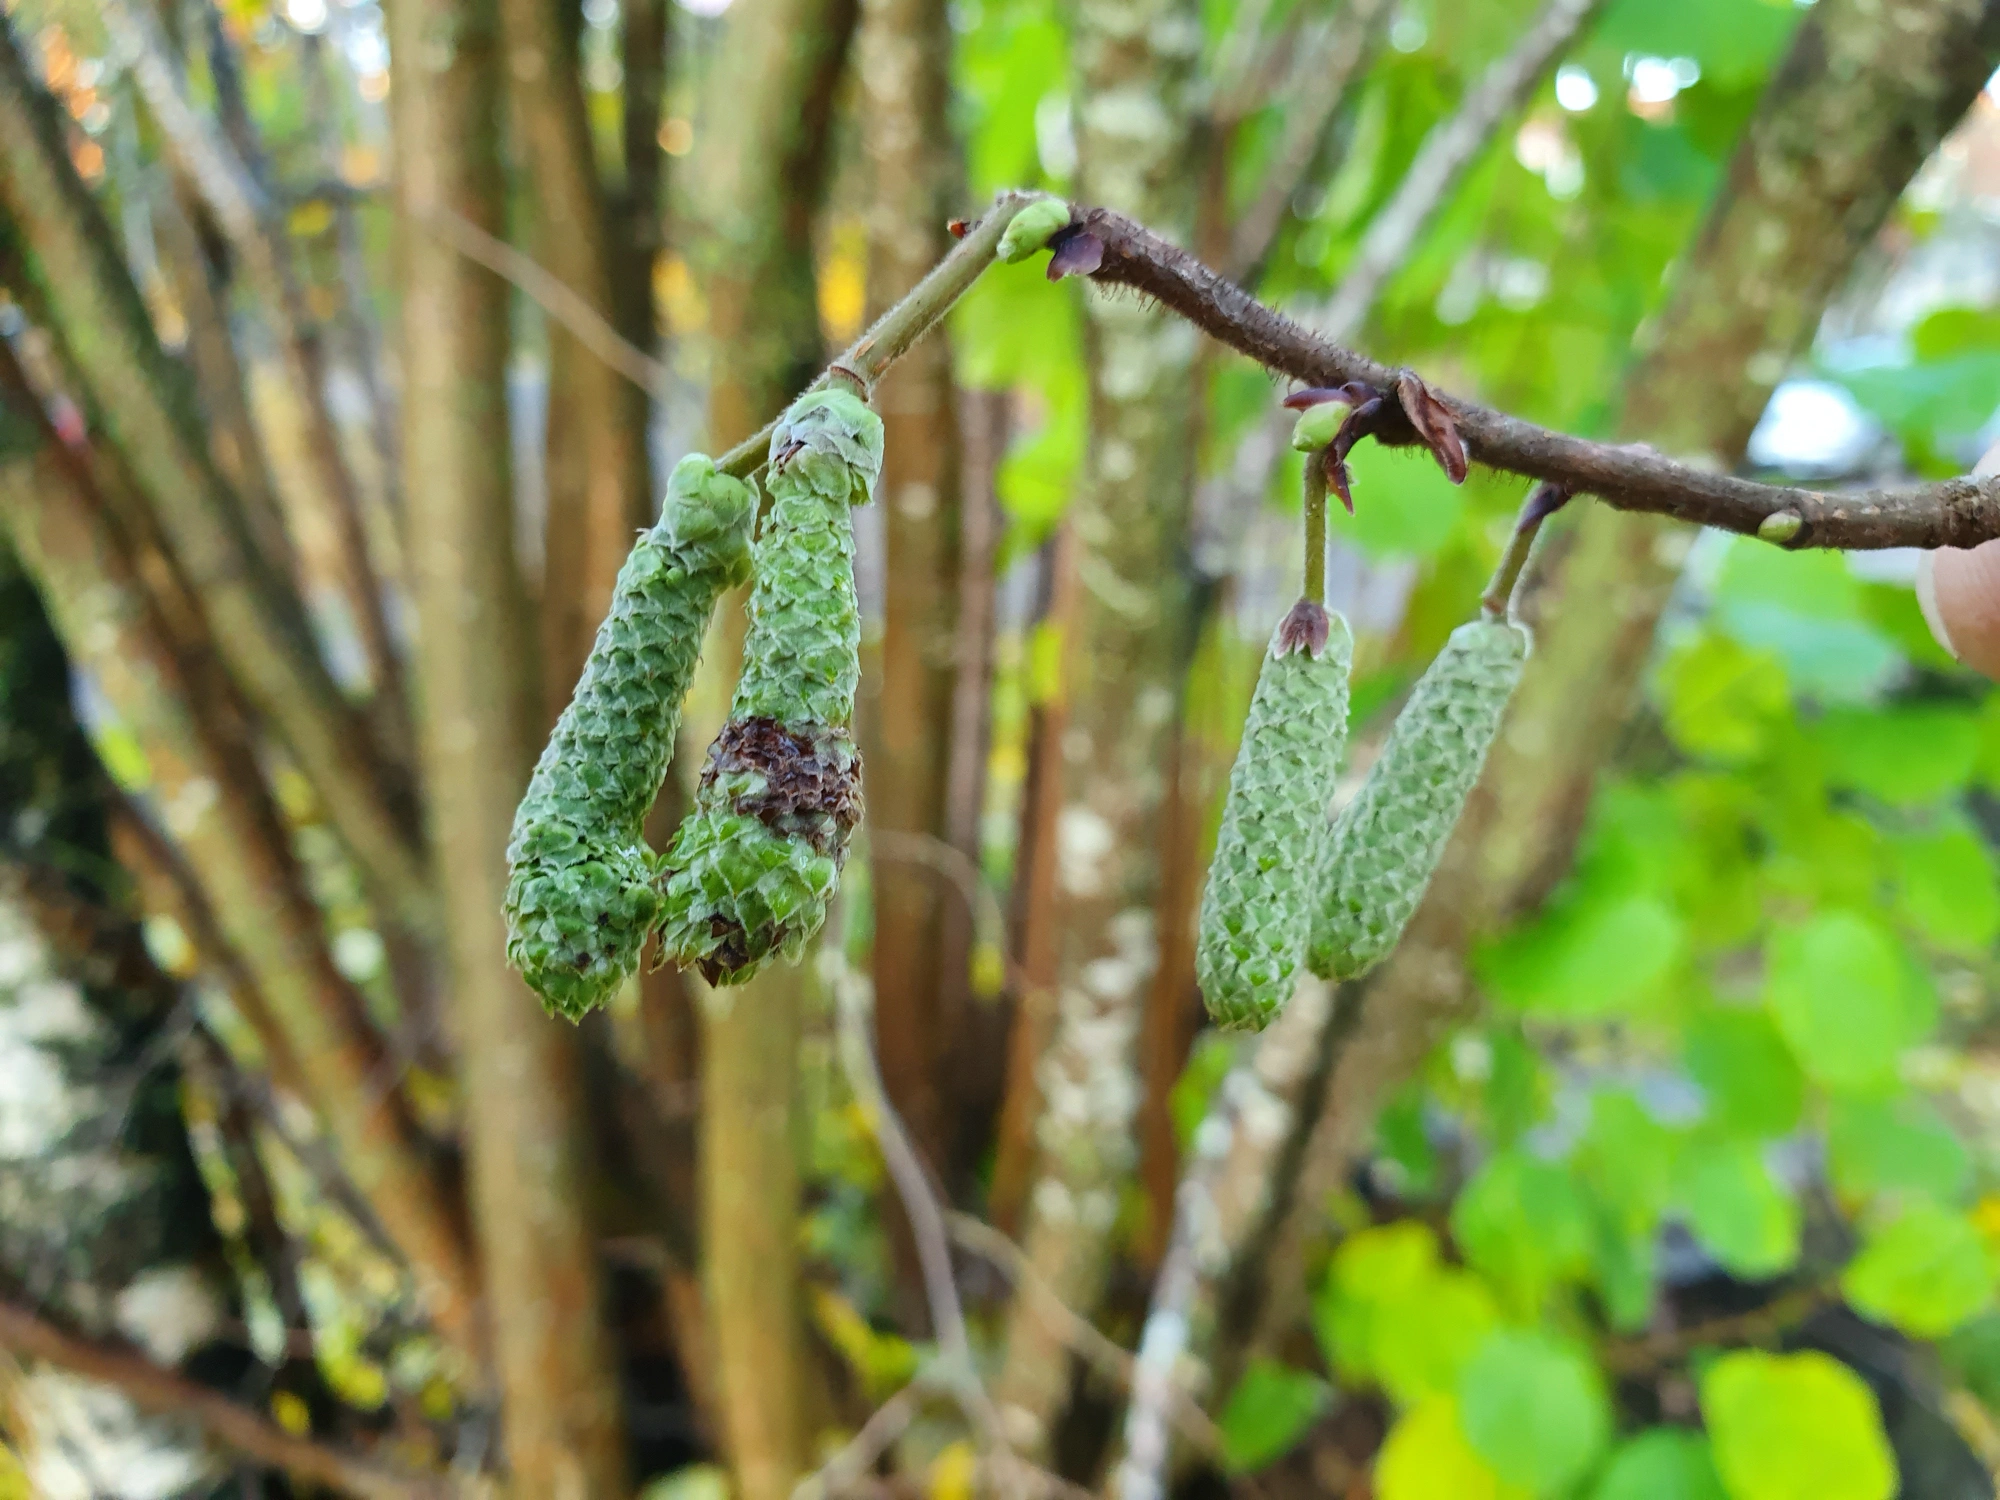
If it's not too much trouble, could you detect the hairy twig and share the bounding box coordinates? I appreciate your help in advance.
[0,1299,449,1500]
[1305,0,1608,344]
[1072,206,2000,549]
[1598,1286,1830,1377]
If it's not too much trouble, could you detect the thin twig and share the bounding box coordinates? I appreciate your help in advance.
[946,1213,1224,1458]
[717,191,1041,477]
[0,1299,450,1500]
[417,205,671,397]
[1073,206,2000,549]
[868,830,1012,981]
[1481,482,1568,618]
[1304,0,1608,345]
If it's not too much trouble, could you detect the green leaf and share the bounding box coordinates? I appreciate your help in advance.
[1478,890,1683,1019]
[1169,1033,1237,1151]
[1451,1152,1593,1311]
[1313,1222,1498,1404]
[1591,1430,1726,1500]
[1825,1095,1970,1207]
[1216,1359,1328,1473]
[1842,1203,1996,1338]
[1812,704,1979,806]
[1684,1008,1804,1139]
[1660,633,1791,763]
[1892,824,2000,956]
[1597,0,1800,87]
[1376,1396,1526,1500]
[1700,1350,1896,1500]
[1677,1138,1800,1279]
[1326,441,1468,559]
[1941,1311,2000,1411]
[1911,305,2000,361]
[1764,912,1934,1094]
[1458,1330,1611,1496]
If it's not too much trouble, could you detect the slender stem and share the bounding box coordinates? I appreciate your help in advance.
[1481,482,1569,619]
[1302,458,1328,606]
[718,189,1042,477]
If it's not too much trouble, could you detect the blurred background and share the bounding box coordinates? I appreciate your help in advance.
[2,0,2000,1495]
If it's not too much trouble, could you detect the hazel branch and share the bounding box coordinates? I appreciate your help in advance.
[1070,206,2000,551]
[718,190,1045,478]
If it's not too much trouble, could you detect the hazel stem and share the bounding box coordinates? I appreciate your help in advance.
[1303,458,1328,607]
[718,189,1045,478]
[1481,481,1569,620]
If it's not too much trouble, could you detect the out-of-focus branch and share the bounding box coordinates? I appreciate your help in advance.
[0,1298,449,1500]
[100,0,410,732]
[0,18,435,940]
[1224,0,1393,283]
[1303,0,1607,344]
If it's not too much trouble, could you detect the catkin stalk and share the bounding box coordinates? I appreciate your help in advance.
[1195,601,1354,1032]
[1307,616,1529,981]
[505,454,756,1020]
[659,387,883,986]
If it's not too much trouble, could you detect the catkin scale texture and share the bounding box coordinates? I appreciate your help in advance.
[505,455,756,1020]
[659,388,882,986]
[1195,603,1354,1032]
[1307,616,1529,981]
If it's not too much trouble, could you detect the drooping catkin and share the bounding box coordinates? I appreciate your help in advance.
[658,387,882,986]
[505,454,757,1020]
[1195,601,1354,1032]
[1307,616,1529,982]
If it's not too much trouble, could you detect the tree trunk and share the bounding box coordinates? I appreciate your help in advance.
[388,0,629,1493]
[856,0,964,1332]
[497,0,653,716]
[990,0,1205,1452]
[682,0,857,1487]
[1233,0,2000,1372]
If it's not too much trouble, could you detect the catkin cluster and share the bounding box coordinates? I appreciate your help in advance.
[657,388,882,986]
[505,455,756,1020]
[1195,601,1354,1031]
[1308,616,1528,981]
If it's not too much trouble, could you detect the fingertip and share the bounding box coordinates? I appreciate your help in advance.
[1923,540,2000,680]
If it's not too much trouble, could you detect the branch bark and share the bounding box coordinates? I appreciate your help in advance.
[0,1298,447,1500]
[387,0,629,1491]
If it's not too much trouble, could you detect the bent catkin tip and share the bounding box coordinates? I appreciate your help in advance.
[658,388,878,986]
[503,452,755,1019]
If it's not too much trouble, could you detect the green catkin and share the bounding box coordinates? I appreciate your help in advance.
[658,387,883,986]
[1195,601,1355,1032]
[1307,615,1530,982]
[505,454,757,1020]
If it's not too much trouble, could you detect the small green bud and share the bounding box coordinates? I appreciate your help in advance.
[1308,616,1529,981]
[1195,602,1354,1032]
[997,196,1073,264]
[659,389,881,985]
[1757,509,1804,545]
[505,455,757,1019]
[1291,402,1345,452]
